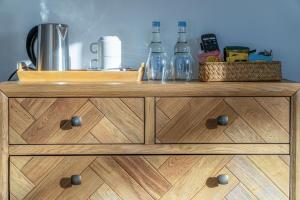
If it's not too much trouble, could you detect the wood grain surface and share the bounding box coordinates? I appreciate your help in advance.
[9,98,144,144]
[9,155,290,200]
[0,92,8,200]
[145,97,155,144]
[0,81,299,97]
[291,89,300,200]
[8,144,289,155]
[156,97,290,144]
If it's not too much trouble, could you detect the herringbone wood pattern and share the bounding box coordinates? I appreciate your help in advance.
[156,97,290,143]
[10,155,289,200]
[9,98,144,144]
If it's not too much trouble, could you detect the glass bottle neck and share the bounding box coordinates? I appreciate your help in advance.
[152,32,161,43]
[177,32,187,43]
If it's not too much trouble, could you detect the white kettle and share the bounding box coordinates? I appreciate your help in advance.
[90,36,122,70]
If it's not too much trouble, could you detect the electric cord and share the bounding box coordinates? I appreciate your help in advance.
[7,66,35,81]
[7,69,18,81]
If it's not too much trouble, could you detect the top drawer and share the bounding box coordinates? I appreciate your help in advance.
[156,97,290,144]
[9,98,144,144]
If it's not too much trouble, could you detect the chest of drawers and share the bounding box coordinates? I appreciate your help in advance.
[0,82,300,200]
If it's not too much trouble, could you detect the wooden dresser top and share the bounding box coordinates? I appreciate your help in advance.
[0,81,299,97]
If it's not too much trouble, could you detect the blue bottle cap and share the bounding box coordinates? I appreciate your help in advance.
[152,21,160,27]
[178,21,187,27]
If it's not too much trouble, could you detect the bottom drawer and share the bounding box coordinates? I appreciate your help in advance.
[10,155,289,200]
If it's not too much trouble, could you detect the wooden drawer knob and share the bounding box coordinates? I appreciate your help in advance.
[71,116,82,127]
[71,175,81,185]
[217,174,229,185]
[217,115,229,126]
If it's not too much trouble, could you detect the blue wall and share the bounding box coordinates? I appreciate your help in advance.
[0,0,299,81]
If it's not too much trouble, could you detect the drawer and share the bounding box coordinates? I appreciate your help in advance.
[10,155,289,200]
[156,97,290,144]
[9,98,144,144]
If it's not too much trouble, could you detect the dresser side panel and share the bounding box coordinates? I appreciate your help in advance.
[291,90,300,200]
[0,93,8,200]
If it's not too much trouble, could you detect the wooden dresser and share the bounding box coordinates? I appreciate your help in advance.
[0,81,300,200]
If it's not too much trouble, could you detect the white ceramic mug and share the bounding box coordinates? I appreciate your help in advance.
[90,36,122,70]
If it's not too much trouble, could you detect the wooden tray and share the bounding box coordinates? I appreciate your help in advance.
[17,65,144,82]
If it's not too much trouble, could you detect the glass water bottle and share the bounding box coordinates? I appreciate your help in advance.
[146,21,169,81]
[171,21,194,81]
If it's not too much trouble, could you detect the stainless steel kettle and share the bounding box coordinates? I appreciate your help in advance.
[26,23,70,71]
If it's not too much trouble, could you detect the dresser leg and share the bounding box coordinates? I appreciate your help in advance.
[291,90,300,200]
[0,93,8,200]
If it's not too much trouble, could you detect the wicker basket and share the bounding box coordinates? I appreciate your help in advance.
[199,61,282,82]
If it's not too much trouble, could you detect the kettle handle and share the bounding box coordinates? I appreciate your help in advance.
[26,26,38,67]
[90,42,98,54]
